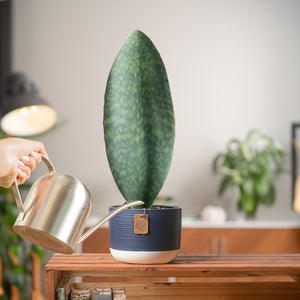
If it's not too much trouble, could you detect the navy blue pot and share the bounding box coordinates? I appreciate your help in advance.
[109,205,181,264]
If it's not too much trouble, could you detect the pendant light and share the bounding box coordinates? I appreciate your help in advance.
[0,73,57,136]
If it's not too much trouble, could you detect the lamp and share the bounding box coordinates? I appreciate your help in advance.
[0,72,57,136]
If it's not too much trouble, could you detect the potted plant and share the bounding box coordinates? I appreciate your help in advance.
[103,30,181,264]
[212,129,286,217]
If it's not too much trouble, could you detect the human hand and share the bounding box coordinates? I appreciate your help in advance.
[0,138,47,188]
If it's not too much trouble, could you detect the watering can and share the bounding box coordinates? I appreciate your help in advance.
[12,155,143,254]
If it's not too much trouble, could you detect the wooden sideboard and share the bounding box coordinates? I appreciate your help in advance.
[82,227,300,254]
[45,253,300,300]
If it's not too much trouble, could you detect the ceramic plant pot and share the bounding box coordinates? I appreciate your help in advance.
[109,205,181,264]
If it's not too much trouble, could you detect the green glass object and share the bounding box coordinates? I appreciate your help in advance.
[104,30,175,208]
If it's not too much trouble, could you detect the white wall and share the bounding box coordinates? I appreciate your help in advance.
[12,0,300,220]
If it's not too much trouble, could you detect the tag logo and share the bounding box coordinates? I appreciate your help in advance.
[134,214,149,234]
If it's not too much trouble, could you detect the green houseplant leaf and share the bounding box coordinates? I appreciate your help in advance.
[212,129,286,217]
[104,30,175,208]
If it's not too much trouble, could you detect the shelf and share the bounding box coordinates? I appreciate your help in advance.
[45,253,300,299]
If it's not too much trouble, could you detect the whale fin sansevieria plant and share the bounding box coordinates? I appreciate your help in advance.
[104,30,175,209]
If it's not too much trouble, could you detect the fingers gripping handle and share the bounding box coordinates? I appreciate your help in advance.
[12,155,55,220]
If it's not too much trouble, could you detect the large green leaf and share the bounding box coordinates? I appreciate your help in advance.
[104,30,175,208]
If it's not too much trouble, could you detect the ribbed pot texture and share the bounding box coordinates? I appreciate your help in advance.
[109,205,181,252]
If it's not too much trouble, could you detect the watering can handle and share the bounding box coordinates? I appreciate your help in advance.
[12,155,55,220]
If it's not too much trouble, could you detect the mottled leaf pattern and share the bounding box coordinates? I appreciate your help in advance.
[104,30,175,208]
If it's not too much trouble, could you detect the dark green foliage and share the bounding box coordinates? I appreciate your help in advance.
[104,30,175,208]
[0,186,44,300]
[212,129,286,216]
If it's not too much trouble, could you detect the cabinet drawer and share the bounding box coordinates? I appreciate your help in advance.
[180,228,300,254]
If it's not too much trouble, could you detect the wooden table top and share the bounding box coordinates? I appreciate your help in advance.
[46,253,300,279]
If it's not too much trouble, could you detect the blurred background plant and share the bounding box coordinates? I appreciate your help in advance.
[0,128,45,300]
[212,129,286,217]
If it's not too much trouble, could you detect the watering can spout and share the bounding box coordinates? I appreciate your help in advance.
[78,200,144,245]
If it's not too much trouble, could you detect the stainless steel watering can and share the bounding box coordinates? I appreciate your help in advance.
[12,155,143,254]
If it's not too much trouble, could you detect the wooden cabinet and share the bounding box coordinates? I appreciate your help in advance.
[180,228,300,254]
[82,227,300,255]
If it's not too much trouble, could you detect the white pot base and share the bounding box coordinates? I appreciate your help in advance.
[110,248,180,264]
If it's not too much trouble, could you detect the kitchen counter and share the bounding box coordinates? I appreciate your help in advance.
[182,217,300,228]
[87,215,300,229]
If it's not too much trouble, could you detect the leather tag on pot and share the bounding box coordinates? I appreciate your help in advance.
[134,214,149,235]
